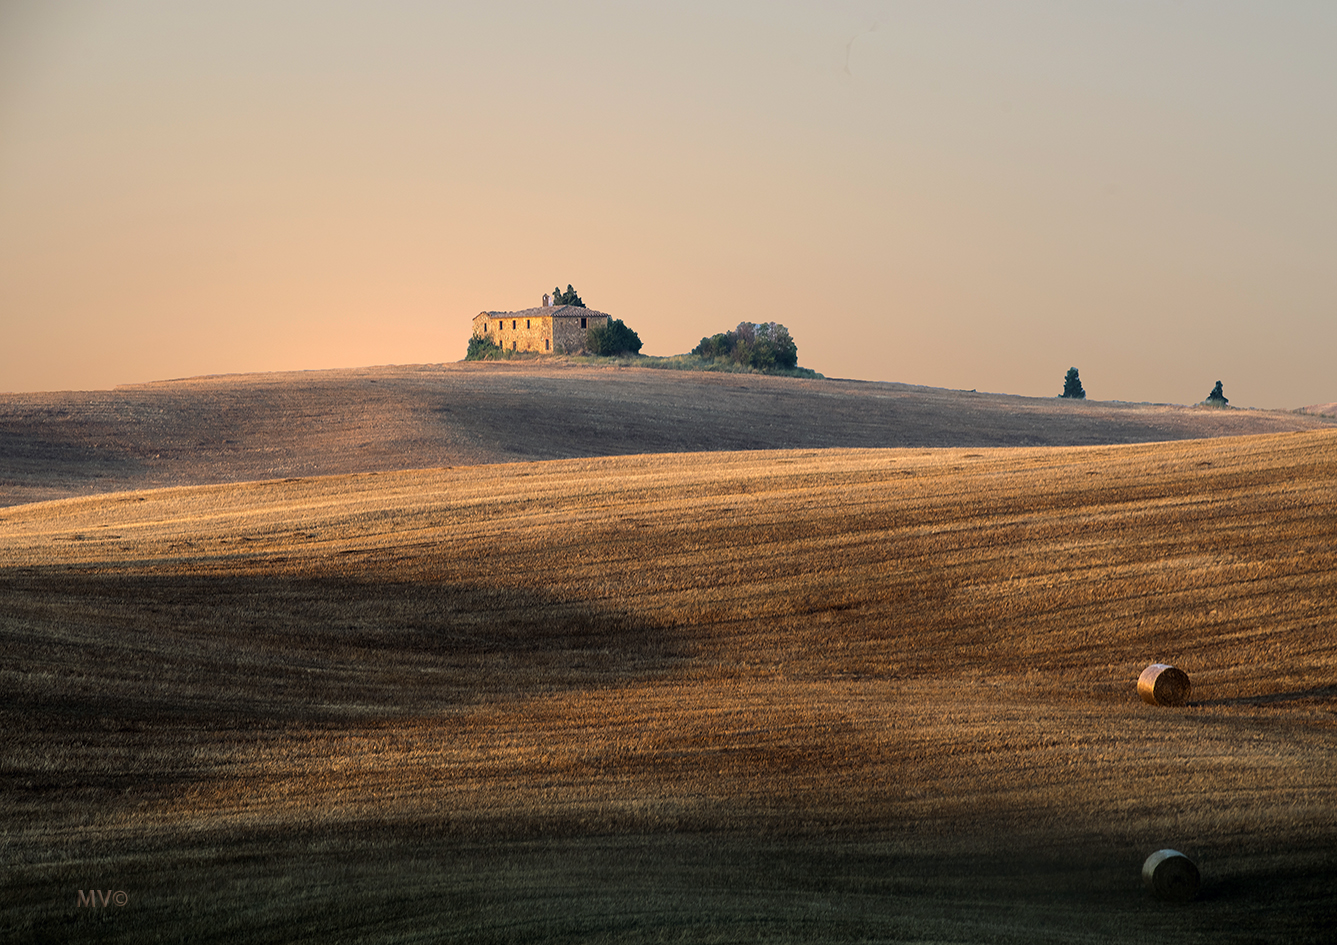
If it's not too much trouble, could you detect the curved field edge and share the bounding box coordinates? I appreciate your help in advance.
[2,432,1336,942]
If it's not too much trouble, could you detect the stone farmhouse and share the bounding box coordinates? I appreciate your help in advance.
[472,295,610,354]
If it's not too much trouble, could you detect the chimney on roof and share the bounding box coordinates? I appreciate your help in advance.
[542,293,551,307]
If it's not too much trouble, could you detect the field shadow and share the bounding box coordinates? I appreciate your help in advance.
[0,567,688,722]
[0,429,148,502]
[436,379,1247,459]
[13,828,1337,944]
[0,566,689,820]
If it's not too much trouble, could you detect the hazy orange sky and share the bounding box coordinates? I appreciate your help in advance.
[2,2,1334,407]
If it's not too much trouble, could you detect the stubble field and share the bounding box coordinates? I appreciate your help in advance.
[3,424,1336,942]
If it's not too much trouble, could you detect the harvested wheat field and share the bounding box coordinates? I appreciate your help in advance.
[3,430,1337,942]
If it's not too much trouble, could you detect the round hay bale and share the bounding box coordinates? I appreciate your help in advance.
[1138,663,1191,706]
[1142,848,1200,902]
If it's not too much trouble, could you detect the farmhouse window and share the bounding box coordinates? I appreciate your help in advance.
[512,341,516,350]
[526,319,531,328]
[545,339,550,350]
[512,320,516,329]
[581,317,587,328]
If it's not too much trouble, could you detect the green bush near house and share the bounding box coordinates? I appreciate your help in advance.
[466,335,505,360]
[587,318,643,356]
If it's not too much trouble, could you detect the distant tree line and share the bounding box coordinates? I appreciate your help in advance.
[1059,367,1232,406]
[693,322,799,372]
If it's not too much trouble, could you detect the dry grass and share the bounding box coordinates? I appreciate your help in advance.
[3,433,1337,942]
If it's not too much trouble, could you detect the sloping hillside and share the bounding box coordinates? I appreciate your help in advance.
[2,361,1332,507]
[4,431,1335,942]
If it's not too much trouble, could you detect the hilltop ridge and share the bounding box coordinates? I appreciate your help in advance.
[2,360,1332,506]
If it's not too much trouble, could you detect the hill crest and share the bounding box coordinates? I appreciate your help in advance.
[2,360,1333,507]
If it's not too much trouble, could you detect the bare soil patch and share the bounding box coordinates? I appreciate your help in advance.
[3,432,1335,941]
[3,360,1332,507]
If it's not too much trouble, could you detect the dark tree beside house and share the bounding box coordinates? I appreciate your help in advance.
[1205,380,1229,406]
[1061,367,1086,399]
[587,318,642,355]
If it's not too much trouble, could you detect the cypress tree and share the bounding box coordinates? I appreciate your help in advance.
[1061,367,1086,399]
[552,284,585,307]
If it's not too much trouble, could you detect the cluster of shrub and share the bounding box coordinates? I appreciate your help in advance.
[692,321,798,372]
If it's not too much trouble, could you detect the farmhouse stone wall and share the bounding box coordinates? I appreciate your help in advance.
[472,306,610,355]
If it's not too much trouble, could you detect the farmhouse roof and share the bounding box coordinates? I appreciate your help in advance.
[477,305,609,319]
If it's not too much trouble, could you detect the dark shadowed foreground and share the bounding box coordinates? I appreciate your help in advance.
[3,361,1333,507]
[3,433,1336,942]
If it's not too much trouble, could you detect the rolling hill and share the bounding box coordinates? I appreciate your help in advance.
[3,361,1333,507]
[3,410,1335,941]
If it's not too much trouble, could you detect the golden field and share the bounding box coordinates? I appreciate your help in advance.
[3,415,1336,941]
